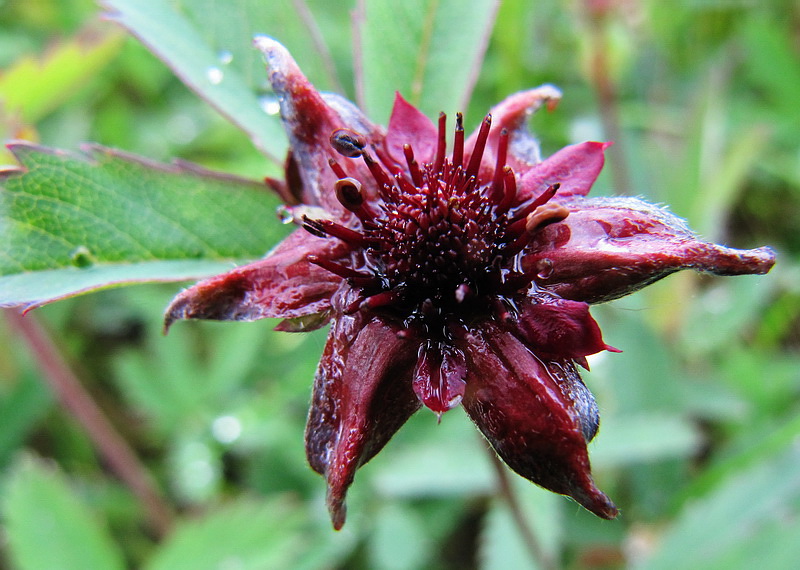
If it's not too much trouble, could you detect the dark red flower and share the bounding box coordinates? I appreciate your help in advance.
[164,37,776,529]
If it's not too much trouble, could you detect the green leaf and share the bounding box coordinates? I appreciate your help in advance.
[590,413,702,469]
[0,28,123,124]
[479,481,563,570]
[0,143,287,309]
[371,410,495,498]
[102,0,354,163]
[145,498,305,570]
[640,445,800,570]
[368,503,434,570]
[359,0,500,122]
[102,0,288,162]
[0,370,53,467]
[2,455,126,570]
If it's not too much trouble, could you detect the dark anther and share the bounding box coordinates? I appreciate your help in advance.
[302,215,368,247]
[335,178,364,210]
[330,128,367,158]
[452,112,465,170]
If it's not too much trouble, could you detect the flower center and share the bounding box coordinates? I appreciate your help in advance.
[303,112,568,328]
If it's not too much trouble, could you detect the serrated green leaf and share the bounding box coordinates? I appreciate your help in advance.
[360,0,499,122]
[2,455,126,570]
[145,498,305,570]
[0,143,287,308]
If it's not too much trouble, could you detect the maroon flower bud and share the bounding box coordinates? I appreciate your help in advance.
[164,37,776,529]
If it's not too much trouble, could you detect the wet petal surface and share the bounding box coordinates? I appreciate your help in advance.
[525,196,776,303]
[460,322,618,519]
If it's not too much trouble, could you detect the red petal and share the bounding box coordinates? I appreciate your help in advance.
[512,294,613,360]
[385,93,438,165]
[412,343,467,414]
[517,141,609,202]
[460,322,617,519]
[255,37,384,213]
[524,196,777,303]
[164,229,344,328]
[305,310,419,529]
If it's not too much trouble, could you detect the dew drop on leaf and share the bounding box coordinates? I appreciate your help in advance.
[217,50,233,65]
[70,246,95,268]
[258,94,280,115]
[206,66,224,85]
[211,415,242,444]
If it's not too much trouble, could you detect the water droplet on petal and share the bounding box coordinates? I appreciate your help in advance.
[206,66,224,85]
[217,50,233,65]
[536,258,554,280]
[258,94,281,115]
[276,205,294,224]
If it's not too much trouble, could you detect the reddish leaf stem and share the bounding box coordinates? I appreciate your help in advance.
[292,0,345,95]
[586,6,632,196]
[5,309,173,538]
[351,0,367,111]
[486,446,557,570]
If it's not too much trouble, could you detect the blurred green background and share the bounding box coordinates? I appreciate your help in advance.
[1,0,799,568]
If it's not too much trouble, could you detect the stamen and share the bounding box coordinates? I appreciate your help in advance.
[330,128,366,157]
[511,183,561,222]
[302,216,369,247]
[334,178,364,209]
[504,202,569,257]
[394,172,417,195]
[307,255,373,280]
[301,217,328,238]
[452,113,465,170]
[334,178,379,223]
[403,144,423,187]
[360,290,401,310]
[328,157,349,179]
[496,166,517,214]
[491,129,509,202]
[466,114,492,179]
[434,112,447,174]
[362,152,395,196]
[503,230,533,258]
[373,145,404,177]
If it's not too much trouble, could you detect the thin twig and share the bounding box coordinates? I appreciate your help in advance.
[585,5,632,196]
[292,0,346,95]
[457,0,501,112]
[5,309,173,538]
[351,0,366,111]
[486,447,557,570]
